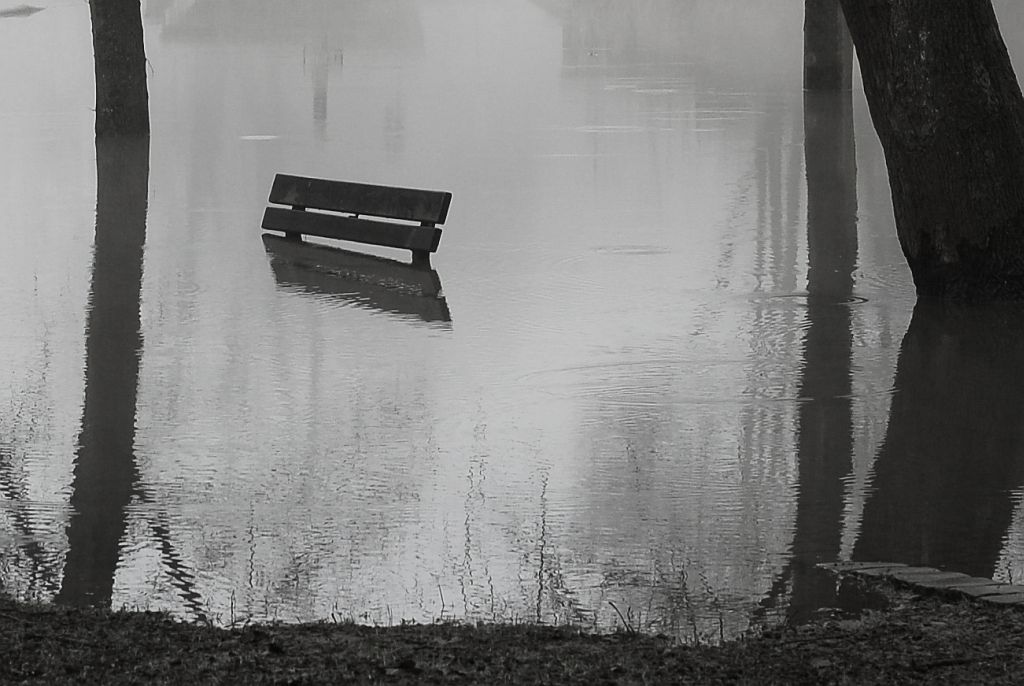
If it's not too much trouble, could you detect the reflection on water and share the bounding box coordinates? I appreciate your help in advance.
[856,301,1024,578]
[3,0,1024,641]
[783,87,865,623]
[262,234,452,325]
[57,136,148,608]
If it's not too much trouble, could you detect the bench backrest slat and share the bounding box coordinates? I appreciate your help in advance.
[269,174,452,225]
[262,207,441,253]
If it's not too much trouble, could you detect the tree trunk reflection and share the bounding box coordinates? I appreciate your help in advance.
[855,301,1024,577]
[786,86,859,622]
[57,136,149,606]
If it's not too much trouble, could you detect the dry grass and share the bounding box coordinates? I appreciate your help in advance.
[4,582,1024,684]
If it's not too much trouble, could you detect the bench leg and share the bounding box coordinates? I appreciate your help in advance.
[412,250,431,268]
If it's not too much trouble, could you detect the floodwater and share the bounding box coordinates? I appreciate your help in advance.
[4,0,1024,641]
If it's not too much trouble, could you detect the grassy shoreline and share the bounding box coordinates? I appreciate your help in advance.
[5,580,1024,684]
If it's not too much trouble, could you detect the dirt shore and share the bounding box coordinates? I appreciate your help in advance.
[4,579,1024,684]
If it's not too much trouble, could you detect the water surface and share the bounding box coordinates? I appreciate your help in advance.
[3,0,1024,641]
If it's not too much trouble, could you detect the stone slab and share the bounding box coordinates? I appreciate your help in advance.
[939,577,1006,589]
[953,584,1017,598]
[887,567,951,578]
[850,566,923,578]
[816,561,908,573]
[937,577,1007,593]
[884,566,943,579]
[888,572,977,589]
[978,593,1024,605]
[991,584,1024,595]
[967,584,1024,597]
[814,561,1024,606]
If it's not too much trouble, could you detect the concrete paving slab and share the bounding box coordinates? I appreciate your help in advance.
[849,566,923,578]
[954,584,1017,598]
[890,572,978,589]
[969,584,1024,597]
[814,560,1024,606]
[816,561,908,572]
[940,577,1006,589]
[887,567,955,580]
[978,593,1024,605]
[885,566,944,578]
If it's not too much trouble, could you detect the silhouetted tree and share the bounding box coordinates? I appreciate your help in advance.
[90,0,149,135]
[839,1,1024,299]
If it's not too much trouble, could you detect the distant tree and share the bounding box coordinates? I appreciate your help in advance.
[838,1,1024,299]
[90,0,149,135]
[804,0,853,92]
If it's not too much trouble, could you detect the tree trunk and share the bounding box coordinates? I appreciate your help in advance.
[90,0,149,136]
[804,0,854,92]
[838,1,1024,299]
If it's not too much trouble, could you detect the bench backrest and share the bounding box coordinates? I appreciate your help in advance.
[269,174,452,226]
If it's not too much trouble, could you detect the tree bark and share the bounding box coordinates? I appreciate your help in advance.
[838,0,1024,299]
[90,0,149,136]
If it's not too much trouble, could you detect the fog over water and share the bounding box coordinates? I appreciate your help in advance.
[3,0,1024,640]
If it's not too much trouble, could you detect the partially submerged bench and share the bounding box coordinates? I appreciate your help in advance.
[261,174,452,265]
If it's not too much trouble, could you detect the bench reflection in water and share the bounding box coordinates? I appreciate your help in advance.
[261,234,452,325]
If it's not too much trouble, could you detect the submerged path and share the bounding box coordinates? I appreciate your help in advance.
[820,561,1024,605]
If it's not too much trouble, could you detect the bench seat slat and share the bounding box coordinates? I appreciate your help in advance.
[270,174,452,225]
[262,207,442,253]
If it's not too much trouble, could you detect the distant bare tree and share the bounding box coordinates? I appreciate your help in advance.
[804,0,853,91]
[90,0,149,135]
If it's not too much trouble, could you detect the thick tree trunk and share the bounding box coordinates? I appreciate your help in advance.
[838,1,1024,299]
[90,0,149,136]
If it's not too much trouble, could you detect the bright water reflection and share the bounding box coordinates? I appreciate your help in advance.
[3,0,1024,641]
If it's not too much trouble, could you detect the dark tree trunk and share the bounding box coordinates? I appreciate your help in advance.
[90,0,149,136]
[804,0,854,92]
[838,1,1024,299]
